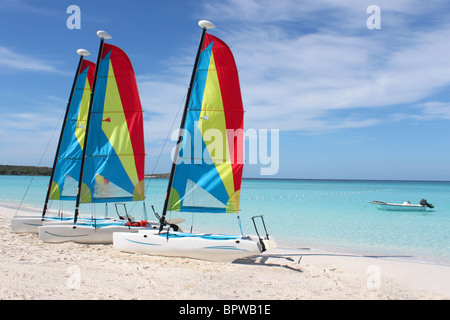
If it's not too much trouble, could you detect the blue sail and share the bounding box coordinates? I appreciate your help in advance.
[79,44,145,203]
[49,60,95,200]
[167,34,244,214]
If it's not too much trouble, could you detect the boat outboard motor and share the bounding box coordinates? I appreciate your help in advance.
[420,199,434,208]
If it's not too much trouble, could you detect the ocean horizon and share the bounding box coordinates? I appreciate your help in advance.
[1,175,449,266]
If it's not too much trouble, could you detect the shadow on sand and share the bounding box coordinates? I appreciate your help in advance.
[232,248,415,273]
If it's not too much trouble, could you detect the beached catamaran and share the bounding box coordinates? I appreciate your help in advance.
[113,20,276,262]
[35,31,166,243]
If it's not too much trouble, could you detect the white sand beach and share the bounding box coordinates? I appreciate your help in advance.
[0,202,449,300]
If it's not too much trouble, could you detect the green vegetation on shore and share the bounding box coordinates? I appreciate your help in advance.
[0,165,169,178]
[0,165,52,176]
[144,173,170,179]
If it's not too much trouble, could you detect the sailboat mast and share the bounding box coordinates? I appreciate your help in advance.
[159,20,216,231]
[42,49,91,218]
[74,31,111,224]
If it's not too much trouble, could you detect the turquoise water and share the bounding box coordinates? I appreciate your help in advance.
[1,175,449,265]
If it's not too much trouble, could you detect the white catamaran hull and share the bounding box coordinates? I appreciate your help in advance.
[11,216,52,233]
[10,215,124,233]
[113,230,276,262]
[39,222,161,244]
[11,215,83,233]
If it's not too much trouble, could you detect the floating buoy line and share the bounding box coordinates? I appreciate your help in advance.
[241,188,392,201]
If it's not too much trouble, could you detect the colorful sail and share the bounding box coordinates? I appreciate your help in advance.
[168,34,244,213]
[49,60,95,200]
[79,44,145,203]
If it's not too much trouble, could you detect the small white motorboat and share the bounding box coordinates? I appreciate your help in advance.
[370,199,434,211]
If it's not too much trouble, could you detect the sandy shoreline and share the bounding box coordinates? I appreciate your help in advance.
[0,202,449,300]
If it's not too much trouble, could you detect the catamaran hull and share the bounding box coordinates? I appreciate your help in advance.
[113,230,276,262]
[11,216,76,233]
[10,216,123,233]
[39,223,160,244]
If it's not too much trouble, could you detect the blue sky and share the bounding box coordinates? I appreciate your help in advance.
[1,0,449,181]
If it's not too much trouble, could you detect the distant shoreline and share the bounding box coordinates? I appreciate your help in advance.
[1,165,449,182]
[144,173,170,179]
[0,165,171,179]
[0,165,52,176]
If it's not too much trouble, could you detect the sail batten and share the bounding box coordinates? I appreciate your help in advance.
[168,34,244,214]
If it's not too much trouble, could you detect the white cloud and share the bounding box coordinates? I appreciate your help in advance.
[197,0,450,132]
[420,102,450,120]
[0,0,58,16]
[138,76,187,142]
[392,102,450,122]
[0,111,62,165]
[0,46,60,73]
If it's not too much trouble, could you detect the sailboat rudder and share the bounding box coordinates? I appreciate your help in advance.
[260,236,277,252]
